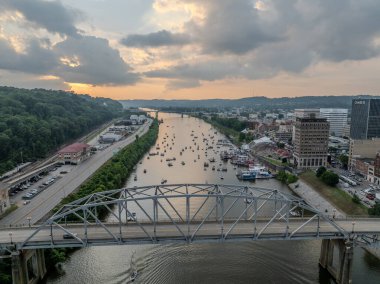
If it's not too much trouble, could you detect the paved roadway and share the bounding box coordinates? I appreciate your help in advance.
[1,219,380,248]
[0,120,152,227]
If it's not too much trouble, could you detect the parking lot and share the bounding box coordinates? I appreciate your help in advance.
[331,167,379,208]
[9,164,74,207]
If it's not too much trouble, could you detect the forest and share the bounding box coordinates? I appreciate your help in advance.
[0,86,123,175]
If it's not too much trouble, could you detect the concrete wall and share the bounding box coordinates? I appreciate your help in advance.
[12,249,46,284]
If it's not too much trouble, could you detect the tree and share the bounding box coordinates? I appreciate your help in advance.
[352,194,361,204]
[339,154,349,169]
[369,203,380,216]
[316,166,327,177]
[321,171,339,186]
[238,132,246,142]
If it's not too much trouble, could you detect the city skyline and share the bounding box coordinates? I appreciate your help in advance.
[1,0,380,100]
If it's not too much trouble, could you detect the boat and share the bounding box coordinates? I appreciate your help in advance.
[130,251,138,282]
[237,170,256,181]
[248,165,274,179]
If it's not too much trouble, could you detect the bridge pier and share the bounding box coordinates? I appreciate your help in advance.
[320,239,353,284]
[11,249,46,284]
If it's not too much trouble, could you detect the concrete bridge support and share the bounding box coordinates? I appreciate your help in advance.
[11,249,46,284]
[320,239,353,284]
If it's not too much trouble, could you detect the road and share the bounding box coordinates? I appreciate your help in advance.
[1,218,380,249]
[0,120,152,227]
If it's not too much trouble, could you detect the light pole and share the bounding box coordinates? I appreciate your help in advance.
[352,221,356,233]
[9,232,13,244]
[27,216,32,228]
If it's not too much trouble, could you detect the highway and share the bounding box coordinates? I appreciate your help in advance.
[1,218,380,249]
[0,120,152,227]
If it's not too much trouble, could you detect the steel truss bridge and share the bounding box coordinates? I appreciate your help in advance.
[1,184,380,251]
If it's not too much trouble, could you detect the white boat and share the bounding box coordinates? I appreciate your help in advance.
[247,165,273,179]
[130,251,138,282]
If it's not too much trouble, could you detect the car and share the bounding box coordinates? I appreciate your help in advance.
[63,233,78,239]
[23,200,31,205]
[30,189,38,194]
[60,171,68,174]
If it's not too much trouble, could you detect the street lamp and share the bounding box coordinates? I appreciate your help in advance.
[352,221,356,233]
[27,216,32,228]
[9,232,13,244]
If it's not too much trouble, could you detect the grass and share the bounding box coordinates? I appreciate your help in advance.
[263,157,288,167]
[300,171,368,216]
[0,204,18,220]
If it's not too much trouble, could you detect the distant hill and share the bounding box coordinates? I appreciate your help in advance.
[120,95,380,110]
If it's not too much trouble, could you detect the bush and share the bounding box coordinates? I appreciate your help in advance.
[320,170,339,186]
[316,166,327,177]
[276,170,298,184]
[369,203,380,216]
[352,194,361,204]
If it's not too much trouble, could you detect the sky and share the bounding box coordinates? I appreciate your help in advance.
[1,0,380,100]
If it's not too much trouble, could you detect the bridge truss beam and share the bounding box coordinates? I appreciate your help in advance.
[19,184,348,249]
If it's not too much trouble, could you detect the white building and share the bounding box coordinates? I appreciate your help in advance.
[294,109,320,118]
[320,108,348,137]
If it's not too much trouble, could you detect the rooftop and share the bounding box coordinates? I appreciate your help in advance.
[58,143,90,153]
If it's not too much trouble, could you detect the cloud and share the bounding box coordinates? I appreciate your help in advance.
[121,29,191,47]
[141,0,380,89]
[54,35,139,85]
[1,0,83,36]
[166,79,201,90]
[0,38,58,74]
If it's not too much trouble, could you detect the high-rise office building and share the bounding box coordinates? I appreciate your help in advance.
[350,98,380,139]
[319,108,348,137]
[293,114,330,169]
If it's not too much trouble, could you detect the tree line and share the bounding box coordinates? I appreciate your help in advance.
[0,86,123,175]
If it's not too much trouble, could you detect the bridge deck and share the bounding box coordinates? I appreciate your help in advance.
[1,219,379,249]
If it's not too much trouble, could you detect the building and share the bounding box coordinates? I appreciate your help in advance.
[319,108,348,137]
[276,124,293,143]
[367,153,380,185]
[99,133,123,144]
[293,114,329,169]
[58,143,91,164]
[0,182,10,216]
[294,109,320,118]
[348,138,380,169]
[350,98,380,139]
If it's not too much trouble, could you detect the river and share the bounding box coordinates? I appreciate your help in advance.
[46,113,380,284]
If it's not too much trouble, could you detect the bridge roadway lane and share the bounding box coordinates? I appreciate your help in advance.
[1,219,380,248]
[0,120,152,227]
